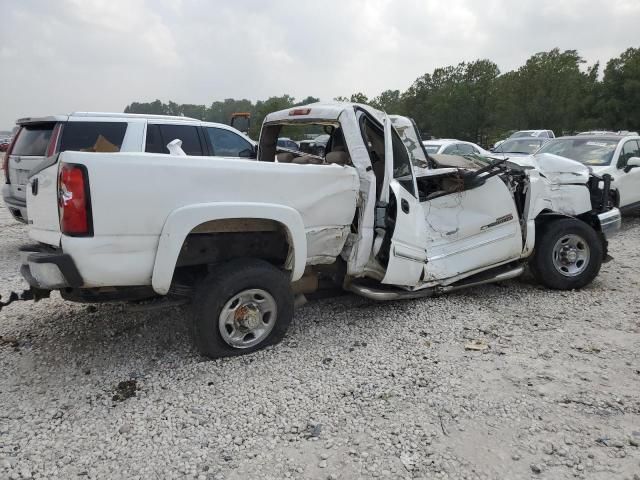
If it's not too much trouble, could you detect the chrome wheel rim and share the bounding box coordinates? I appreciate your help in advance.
[552,234,590,277]
[218,289,277,349]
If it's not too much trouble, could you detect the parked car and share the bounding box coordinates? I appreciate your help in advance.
[299,134,329,156]
[494,130,555,149]
[577,130,639,137]
[16,103,619,358]
[422,139,491,156]
[276,137,299,151]
[490,137,549,157]
[534,135,640,211]
[2,112,256,223]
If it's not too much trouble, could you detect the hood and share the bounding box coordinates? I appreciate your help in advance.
[527,153,591,184]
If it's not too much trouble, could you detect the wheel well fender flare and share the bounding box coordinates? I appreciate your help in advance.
[534,210,575,226]
[151,203,307,295]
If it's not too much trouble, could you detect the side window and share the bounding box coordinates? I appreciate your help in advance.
[457,143,474,155]
[60,122,127,153]
[442,144,458,154]
[157,125,203,156]
[206,127,253,157]
[391,130,416,196]
[618,141,640,168]
[145,124,164,153]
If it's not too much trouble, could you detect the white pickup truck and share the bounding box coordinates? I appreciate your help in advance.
[16,103,620,358]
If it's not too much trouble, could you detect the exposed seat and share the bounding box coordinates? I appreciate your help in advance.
[326,151,349,165]
[292,155,323,165]
[277,152,295,163]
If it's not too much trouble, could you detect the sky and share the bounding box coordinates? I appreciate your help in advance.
[0,0,639,129]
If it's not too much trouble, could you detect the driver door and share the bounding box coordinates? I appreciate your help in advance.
[377,115,428,287]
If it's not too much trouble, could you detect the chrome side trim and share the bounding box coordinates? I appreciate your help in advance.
[393,245,428,263]
[597,208,621,240]
[428,232,516,261]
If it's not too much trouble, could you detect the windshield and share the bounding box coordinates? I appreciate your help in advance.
[536,138,619,166]
[497,138,544,154]
[423,144,441,154]
[389,116,429,168]
[510,131,536,138]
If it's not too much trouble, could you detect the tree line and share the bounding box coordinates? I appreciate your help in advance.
[124,47,640,146]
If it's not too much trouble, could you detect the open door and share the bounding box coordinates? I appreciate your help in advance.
[377,115,428,287]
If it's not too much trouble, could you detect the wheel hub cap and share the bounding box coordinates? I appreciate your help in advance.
[218,289,278,349]
[235,304,260,330]
[552,234,590,277]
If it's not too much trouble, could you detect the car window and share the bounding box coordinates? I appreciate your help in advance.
[145,124,164,154]
[618,140,640,169]
[60,122,127,153]
[11,123,55,156]
[498,138,543,154]
[157,124,203,156]
[206,127,253,157]
[442,144,458,154]
[537,138,619,166]
[423,144,440,154]
[457,143,474,155]
[391,130,416,196]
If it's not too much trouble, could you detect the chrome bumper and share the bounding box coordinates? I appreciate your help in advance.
[597,208,621,240]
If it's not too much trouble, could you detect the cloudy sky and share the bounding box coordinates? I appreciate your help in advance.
[1,0,638,128]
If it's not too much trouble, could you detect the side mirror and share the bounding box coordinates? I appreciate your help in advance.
[624,156,640,173]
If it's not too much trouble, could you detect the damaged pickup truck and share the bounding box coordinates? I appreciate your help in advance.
[16,103,620,357]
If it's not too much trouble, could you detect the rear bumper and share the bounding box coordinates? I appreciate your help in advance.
[2,184,28,223]
[597,208,621,240]
[20,244,83,290]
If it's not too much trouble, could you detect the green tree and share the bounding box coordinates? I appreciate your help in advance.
[370,90,403,113]
[600,47,640,131]
[250,95,297,138]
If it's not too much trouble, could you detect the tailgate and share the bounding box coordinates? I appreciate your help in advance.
[26,159,61,246]
[7,121,57,201]
[9,154,46,200]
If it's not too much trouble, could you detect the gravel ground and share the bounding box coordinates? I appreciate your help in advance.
[1,201,639,480]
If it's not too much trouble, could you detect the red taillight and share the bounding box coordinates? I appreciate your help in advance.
[3,128,21,184]
[46,123,62,157]
[58,163,92,236]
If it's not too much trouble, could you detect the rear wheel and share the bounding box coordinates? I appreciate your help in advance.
[530,218,603,290]
[192,259,293,358]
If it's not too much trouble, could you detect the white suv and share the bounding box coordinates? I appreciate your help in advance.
[534,135,640,211]
[2,112,255,223]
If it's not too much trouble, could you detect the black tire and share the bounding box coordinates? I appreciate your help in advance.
[530,218,603,290]
[192,259,293,358]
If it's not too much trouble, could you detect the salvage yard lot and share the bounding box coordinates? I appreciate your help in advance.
[1,200,639,480]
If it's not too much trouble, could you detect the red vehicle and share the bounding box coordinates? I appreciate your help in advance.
[0,137,11,152]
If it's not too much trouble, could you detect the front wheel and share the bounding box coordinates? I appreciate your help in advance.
[530,218,603,290]
[192,259,294,358]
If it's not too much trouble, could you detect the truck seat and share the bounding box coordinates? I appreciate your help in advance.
[292,155,323,165]
[277,152,295,163]
[325,151,349,165]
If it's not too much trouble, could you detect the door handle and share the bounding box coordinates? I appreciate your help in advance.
[401,198,410,214]
[31,178,39,196]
